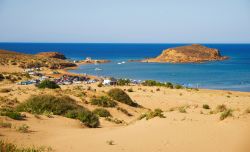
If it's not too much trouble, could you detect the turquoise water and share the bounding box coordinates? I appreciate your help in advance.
[0,43,250,91]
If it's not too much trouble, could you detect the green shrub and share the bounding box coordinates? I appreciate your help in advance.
[93,108,111,117]
[90,96,117,107]
[77,109,100,128]
[127,88,133,92]
[65,110,79,119]
[117,79,131,86]
[0,140,52,152]
[202,104,210,109]
[65,109,99,128]
[165,82,173,89]
[175,84,183,89]
[108,88,138,107]
[17,94,100,128]
[0,108,23,120]
[116,107,132,116]
[16,95,79,115]
[139,109,165,120]
[37,80,60,89]
[220,109,233,120]
[142,80,174,89]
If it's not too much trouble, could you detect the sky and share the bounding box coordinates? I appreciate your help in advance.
[0,0,249,43]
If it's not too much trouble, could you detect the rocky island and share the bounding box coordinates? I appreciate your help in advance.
[142,44,228,63]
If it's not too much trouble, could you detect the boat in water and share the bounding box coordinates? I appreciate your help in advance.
[95,68,102,71]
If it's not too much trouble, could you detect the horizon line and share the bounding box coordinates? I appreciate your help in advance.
[0,42,250,45]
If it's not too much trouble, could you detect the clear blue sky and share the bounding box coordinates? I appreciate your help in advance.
[0,0,249,43]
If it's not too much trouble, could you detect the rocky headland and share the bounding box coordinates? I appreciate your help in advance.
[35,52,67,60]
[142,44,229,63]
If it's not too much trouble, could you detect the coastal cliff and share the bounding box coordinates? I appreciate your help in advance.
[142,44,228,63]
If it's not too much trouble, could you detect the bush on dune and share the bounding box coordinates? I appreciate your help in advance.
[90,96,117,107]
[139,108,165,120]
[0,108,23,120]
[108,88,139,107]
[0,140,52,152]
[220,109,233,120]
[37,80,60,89]
[17,94,100,128]
[93,108,111,117]
[16,95,79,115]
[117,79,131,86]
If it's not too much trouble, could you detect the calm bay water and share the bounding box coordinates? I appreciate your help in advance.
[0,43,250,92]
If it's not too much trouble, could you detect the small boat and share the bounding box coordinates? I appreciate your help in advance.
[121,61,126,64]
[95,68,102,71]
[117,62,122,65]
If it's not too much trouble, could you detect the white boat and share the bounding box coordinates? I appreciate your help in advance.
[117,62,122,65]
[95,68,102,71]
[121,61,126,64]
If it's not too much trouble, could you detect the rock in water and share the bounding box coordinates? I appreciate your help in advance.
[143,44,228,63]
[36,52,66,60]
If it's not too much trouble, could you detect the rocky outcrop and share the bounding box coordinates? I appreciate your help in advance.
[142,44,228,63]
[36,52,66,60]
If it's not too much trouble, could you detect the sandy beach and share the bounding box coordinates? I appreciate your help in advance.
[1,80,250,152]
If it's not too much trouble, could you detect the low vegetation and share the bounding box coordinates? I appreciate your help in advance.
[220,109,233,120]
[108,88,139,107]
[90,96,117,107]
[117,79,131,86]
[0,108,23,120]
[215,104,227,113]
[37,80,60,89]
[0,121,12,128]
[16,95,79,115]
[116,107,132,116]
[105,117,125,124]
[142,80,174,88]
[17,124,30,133]
[0,88,12,93]
[178,106,187,113]
[139,109,165,120]
[93,108,111,117]
[17,94,100,128]
[106,140,115,145]
[127,88,133,92]
[202,104,210,109]
[0,140,52,152]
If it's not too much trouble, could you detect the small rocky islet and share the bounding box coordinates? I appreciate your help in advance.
[142,44,229,63]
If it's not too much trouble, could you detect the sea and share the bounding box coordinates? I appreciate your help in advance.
[0,43,250,92]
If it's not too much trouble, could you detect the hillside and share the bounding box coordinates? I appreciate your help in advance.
[0,49,76,69]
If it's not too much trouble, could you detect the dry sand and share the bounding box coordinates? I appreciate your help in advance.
[1,83,250,152]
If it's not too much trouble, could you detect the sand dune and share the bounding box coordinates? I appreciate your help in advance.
[1,83,250,152]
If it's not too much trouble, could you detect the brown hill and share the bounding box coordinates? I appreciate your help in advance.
[36,52,66,60]
[142,44,228,63]
[0,49,76,69]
